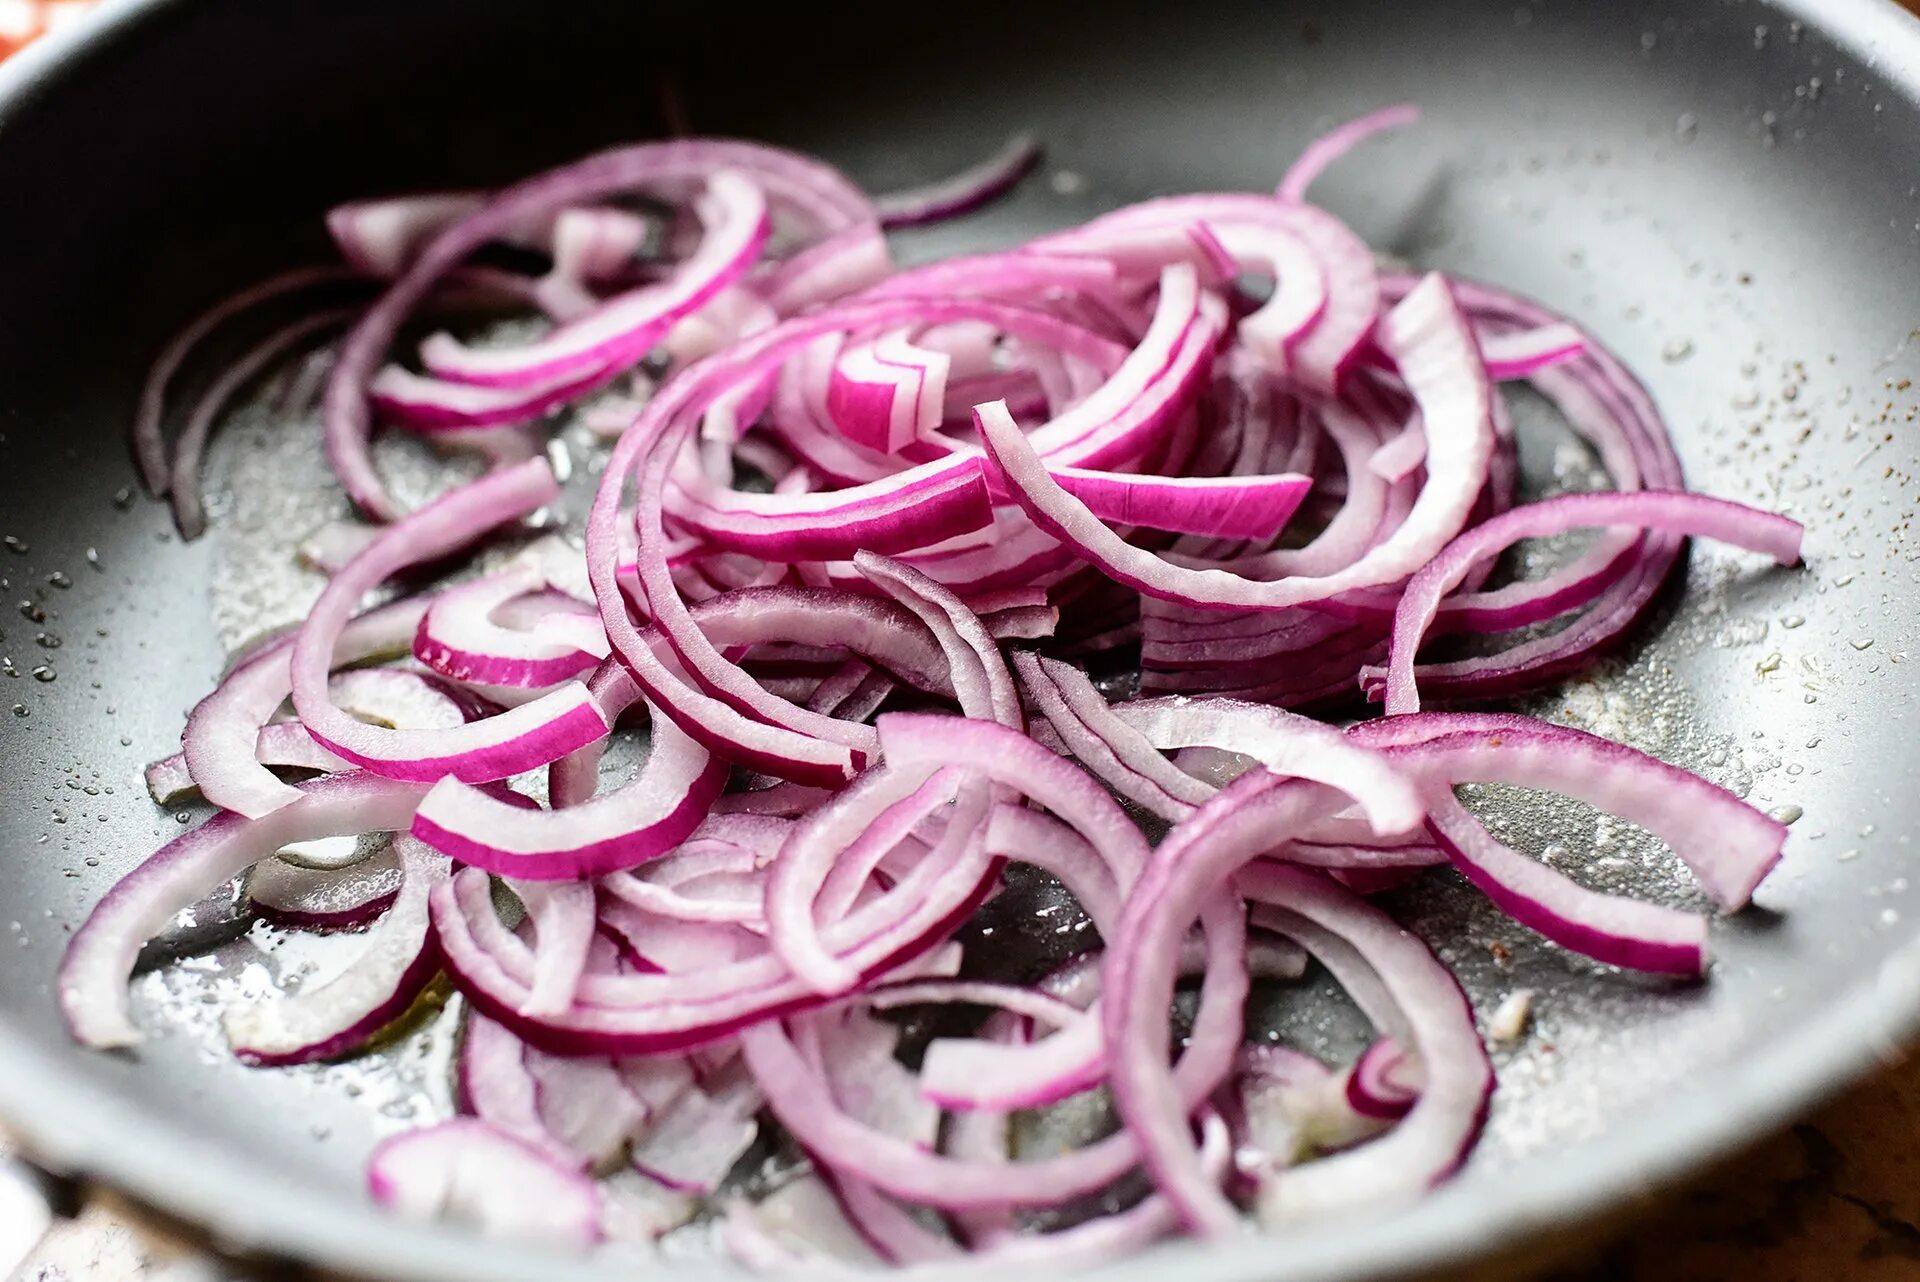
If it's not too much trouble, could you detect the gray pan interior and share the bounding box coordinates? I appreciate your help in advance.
[3,0,1920,1278]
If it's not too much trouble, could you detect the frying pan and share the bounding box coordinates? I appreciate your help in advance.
[2,0,1919,1277]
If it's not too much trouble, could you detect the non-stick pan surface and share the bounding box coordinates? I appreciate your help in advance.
[3,1,1920,1278]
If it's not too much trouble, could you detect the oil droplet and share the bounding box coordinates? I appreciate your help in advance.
[84,548,101,570]
[1756,651,1783,675]
[30,665,53,683]
[1840,848,1860,861]
[1835,573,1856,587]
[1807,736,1823,749]
[1853,638,1875,651]
[1863,824,1878,837]
[1804,692,1818,704]
[2,659,15,679]
[2,536,27,555]
[34,632,59,649]
[112,486,132,509]
[1880,909,1900,928]
[1049,170,1086,196]
[174,811,191,824]
[1771,804,1804,825]
[10,704,25,718]
[17,601,44,623]
[44,571,70,590]
[84,857,98,868]
[1754,23,1769,49]
[50,811,65,824]
[1732,388,1761,411]
[1675,113,1699,142]
[1781,614,1805,629]
[1662,338,1695,364]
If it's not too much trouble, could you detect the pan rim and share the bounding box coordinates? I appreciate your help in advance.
[1,0,1917,1277]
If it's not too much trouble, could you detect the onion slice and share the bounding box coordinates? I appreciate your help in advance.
[367,1119,603,1247]
[59,773,428,1049]
[225,836,446,1066]
[290,458,610,783]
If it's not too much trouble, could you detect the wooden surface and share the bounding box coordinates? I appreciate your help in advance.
[1544,1054,1920,1280]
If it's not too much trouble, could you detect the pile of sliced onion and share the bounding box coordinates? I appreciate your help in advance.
[75,107,1805,1266]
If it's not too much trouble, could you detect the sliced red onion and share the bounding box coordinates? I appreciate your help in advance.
[667,455,995,560]
[418,173,769,389]
[1014,651,1202,822]
[414,564,607,689]
[738,887,1246,1211]
[59,773,428,1048]
[545,206,651,291]
[1276,104,1420,204]
[1047,464,1312,540]
[87,119,1828,1261]
[1108,695,1426,838]
[826,329,949,455]
[1345,1037,1423,1121]
[1432,790,1708,975]
[760,222,895,315]
[135,265,358,495]
[169,309,354,540]
[290,459,610,783]
[459,1012,576,1164]
[296,520,381,575]
[628,1070,761,1194]
[517,880,600,1017]
[601,900,760,972]
[722,1176,886,1270]
[855,553,1020,728]
[1234,864,1492,1226]
[974,275,1492,611]
[876,714,1149,886]
[1479,322,1585,379]
[327,192,487,277]
[183,597,430,819]
[860,250,1120,305]
[874,133,1040,228]
[329,666,482,730]
[225,836,446,1066]
[246,842,403,930]
[367,362,609,433]
[327,140,877,519]
[1100,775,1354,1235]
[146,721,345,807]
[367,1119,603,1248]
[412,692,722,879]
[1367,489,1804,715]
[764,764,987,996]
[1348,712,1787,962]
[526,1046,649,1169]
[1366,419,1428,485]
[432,845,984,1056]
